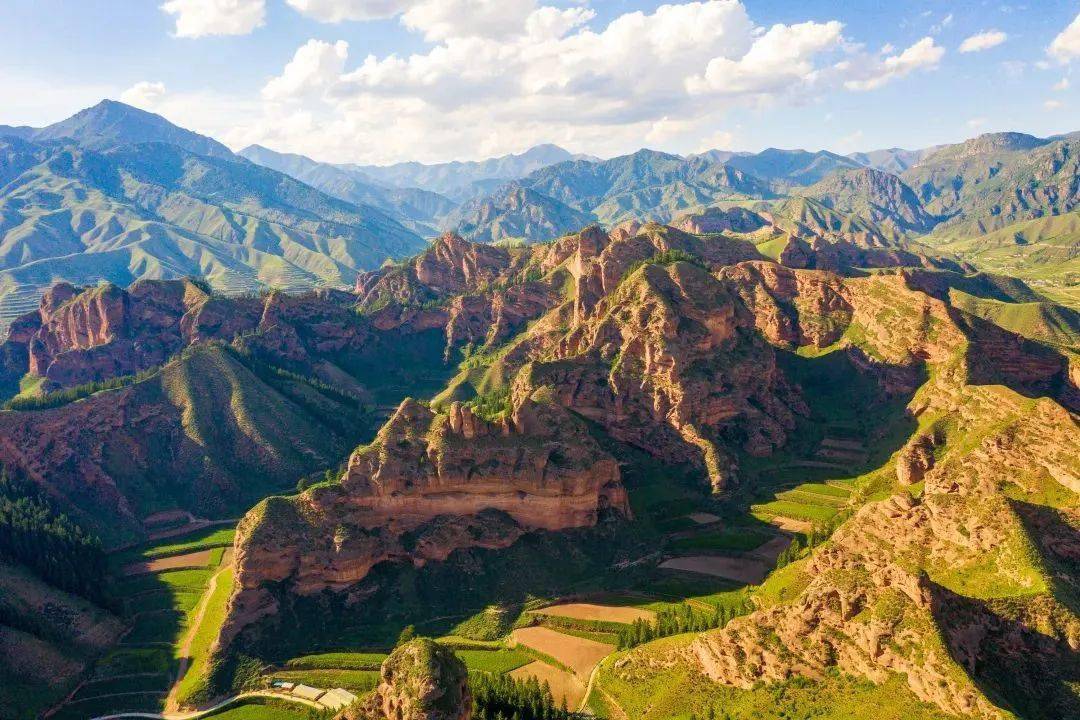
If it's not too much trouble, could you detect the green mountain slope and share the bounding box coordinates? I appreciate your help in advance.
[238,144,456,234]
[0,343,372,546]
[0,137,425,334]
[443,185,596,243]
[5,99,234,160]
[800,167,938,238]
[933,211,1080,308]
[903,132,1080,237]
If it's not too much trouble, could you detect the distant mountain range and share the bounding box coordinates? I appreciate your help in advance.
[349,144,595,202]
[0,101,426,331]
[2,99,1079,336]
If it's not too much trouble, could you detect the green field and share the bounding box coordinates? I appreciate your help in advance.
[751,499,838,524]
[202,697,314,720]
[285,651,388,670]
[173,566,236,705]
[125,527,237,562]
[59,526,238,718]
[595,635,958,720]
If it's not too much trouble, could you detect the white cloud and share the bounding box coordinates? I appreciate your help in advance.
[694,129,737,153]
[160,0,265,38]
[844,37,945,91]
[834,129,865,153]
[223,2,941,163]
[686,20,844,96]
[959,30,1007,53]
[1044,99,1064,110]
[262,39,349,101]
[120,81,168,108]
[403,0,540,41]
[1054,77,1070,91]
[1049,12,1080,62]
[966,117,987,130]
[285,0,411,23]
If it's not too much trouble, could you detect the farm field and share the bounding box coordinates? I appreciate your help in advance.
[531,602,656,624]
[123,548,217,575]
[510,625,613,677]
[202,697,314,720]
[659,555,771,584]
[510,660,586,709]
[52,523,238,719]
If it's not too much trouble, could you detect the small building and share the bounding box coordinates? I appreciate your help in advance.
[291,684,326,702]
[271,680,296,691]
[320,688,359,710]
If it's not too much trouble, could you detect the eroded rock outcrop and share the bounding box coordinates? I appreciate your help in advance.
[338,639,471,720]
[220,392,627,645]
[689,388,1080,720]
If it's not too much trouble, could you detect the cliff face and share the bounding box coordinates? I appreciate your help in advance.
[0,344,370,546]
[339,639,471,720]
[690,389,1080,719]
[221,392,627,644]
[21,280,207,389]
[2,279,376,393]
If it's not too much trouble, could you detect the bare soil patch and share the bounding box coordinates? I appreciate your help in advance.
[686,512,721,525]
[123,549,214,576]
[510,661,586,708]
[659,555,770,585]
[532,603,655,624]
[765,515,813,533]
[746,535,793,564]
[509,626,613,677]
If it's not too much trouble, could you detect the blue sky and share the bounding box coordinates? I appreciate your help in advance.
[1,1,1078,164]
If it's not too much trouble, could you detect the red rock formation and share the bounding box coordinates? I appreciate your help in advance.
[221,393,627,644]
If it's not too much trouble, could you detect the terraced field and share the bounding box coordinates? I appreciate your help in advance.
[51,523,239,719]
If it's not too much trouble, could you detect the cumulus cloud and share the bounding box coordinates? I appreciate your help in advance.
[403,0,540,41]
[285,0,411,22]
[263,39,349,101]
[226,1,944,163]
[959,30,1006,53]
[120,81,168,108]
[1044,99,1064,110]
[686,20,844,96]
[1054,77,1070,91]
[844,37,944,91]
[160,0,265,38]
[1049,11,1080,62]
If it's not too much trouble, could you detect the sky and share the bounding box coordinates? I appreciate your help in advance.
[1,0,1079,165]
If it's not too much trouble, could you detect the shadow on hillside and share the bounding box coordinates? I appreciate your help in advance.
[234,509,655,661]
[731,348,923,507]
[928,578,1080,720]
[1011,499,1080,617]
[950,308,1080,412]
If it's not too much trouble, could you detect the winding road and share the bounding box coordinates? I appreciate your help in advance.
[91,690,322,720]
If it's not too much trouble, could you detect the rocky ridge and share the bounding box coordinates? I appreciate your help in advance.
[337,638,471,720]
[218,391,627,647]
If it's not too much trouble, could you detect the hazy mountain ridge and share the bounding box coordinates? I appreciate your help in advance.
[0,103,428,335]
[351,143,588,201]
[238,144,457,234]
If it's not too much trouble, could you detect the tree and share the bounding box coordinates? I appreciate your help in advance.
[397,624,417,645]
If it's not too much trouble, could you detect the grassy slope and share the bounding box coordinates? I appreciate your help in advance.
[0,561,123,719]
[949,288,1080,348]
[596,634,958,720]
[932,212,1080,309]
